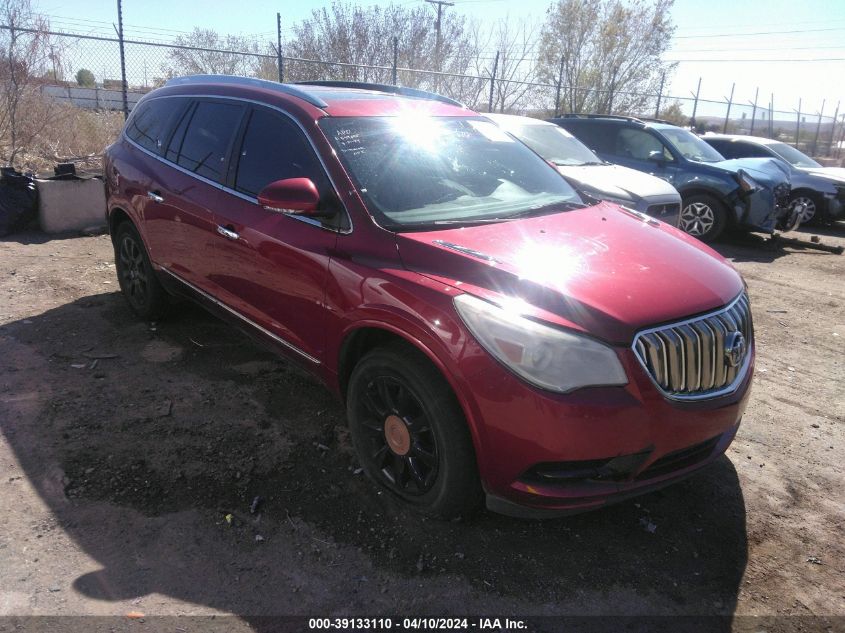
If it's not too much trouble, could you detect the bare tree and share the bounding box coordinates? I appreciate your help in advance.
[536,0,675,115]
[284,1,484,105]
[480,17,540,114]
[163,28,263,78]
[0,0,65,167]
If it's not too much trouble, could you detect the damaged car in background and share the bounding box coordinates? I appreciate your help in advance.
[703,133,845,225]
[550,114,799,241]
[486,113,682,227]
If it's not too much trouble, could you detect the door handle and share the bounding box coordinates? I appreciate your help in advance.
[216,225,239,240]
[147,191,164,203]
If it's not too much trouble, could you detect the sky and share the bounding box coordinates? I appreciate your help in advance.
[30,0,845,118]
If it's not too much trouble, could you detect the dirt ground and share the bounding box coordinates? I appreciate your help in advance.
[0,224,843,632]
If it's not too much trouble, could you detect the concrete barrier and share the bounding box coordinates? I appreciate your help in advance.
[36,177,107,234]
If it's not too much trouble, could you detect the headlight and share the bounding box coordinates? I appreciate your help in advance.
[736,170,761,194]
[454,294,628,393]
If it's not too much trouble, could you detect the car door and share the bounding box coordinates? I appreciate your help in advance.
[207,105,343,363]
[158,98,247,292]
[608,127,681,186]
[122,96,191,266]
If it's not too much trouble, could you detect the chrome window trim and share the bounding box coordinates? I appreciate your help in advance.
[123,93,353,235]
[160,267,321,365]
[631,292,753,402]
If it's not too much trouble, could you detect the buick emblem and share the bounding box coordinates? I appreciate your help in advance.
[725,332,746,368]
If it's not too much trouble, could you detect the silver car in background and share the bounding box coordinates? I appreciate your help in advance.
[487,113,682,226]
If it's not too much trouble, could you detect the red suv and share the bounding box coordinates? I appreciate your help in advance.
[104,76,754,518]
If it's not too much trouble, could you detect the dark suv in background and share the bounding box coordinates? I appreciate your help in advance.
[550,115,797,241]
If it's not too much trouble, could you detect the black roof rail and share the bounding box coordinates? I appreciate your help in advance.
[636,116,674,125]
[295,81,465,108]
[553,113,646,124]
[163,75,329,108]
[552,113,676,126]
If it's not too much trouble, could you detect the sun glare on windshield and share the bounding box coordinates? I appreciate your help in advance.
[390,114,445,152]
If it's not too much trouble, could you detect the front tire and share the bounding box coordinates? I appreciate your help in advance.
[114,221,169,320]
[679,194,728,242]
[789,193,822,226]
[346,344,482,519]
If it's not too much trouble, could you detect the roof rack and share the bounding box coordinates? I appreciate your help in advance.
[553,113,674,126]
[555,113,645,124]
[636,116,673,125]
[295,81,465,108]
[163,75,329,108]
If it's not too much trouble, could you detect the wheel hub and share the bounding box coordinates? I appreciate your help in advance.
[384,414,411,456]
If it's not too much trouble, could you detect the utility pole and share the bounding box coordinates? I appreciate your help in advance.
[277,12,284,83]
[116,0,128,119]
[488,51,499,113]
[425,0,453,91]
[554,55,565,117]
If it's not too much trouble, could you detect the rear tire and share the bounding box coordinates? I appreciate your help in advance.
[679,194,728,242]
[113,221,169,320]
[346,343,483,519]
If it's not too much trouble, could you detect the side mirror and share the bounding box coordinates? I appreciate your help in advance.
[257,178,325,216]
[647,150,666,163]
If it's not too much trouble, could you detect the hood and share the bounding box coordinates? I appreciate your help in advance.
[556,163,679,202]
[710,157,791,186]
[395,202,743,344]
[800,167,845,184]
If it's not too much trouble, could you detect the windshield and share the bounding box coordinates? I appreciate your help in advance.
[768,142,821,168]
[319,116,582,230]
[499,120,601,166]
[659,127,725,163]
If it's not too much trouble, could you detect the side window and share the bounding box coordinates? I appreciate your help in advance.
[707,140,735,158]
[125,98,187,155]
[615,128,672,161]
[164,101,196,163]
[175,101,245,183]
[568,123,616,154]
[738,143,771,158]
[234,107,329,197]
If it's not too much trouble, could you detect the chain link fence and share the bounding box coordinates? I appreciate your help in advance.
[6,24,845,159]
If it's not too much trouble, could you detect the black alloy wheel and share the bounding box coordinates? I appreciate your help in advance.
[358,374,439,495]
[113,221,169,320]
[346,344,482,518]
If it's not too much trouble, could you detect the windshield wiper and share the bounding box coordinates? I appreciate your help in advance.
[501,200,589,219]
[388,201,589,232]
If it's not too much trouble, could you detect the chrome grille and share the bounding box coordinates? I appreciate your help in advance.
[633,293,753,400]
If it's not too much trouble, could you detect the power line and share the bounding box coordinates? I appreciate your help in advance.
[674,17,845,34]
[671,44,845,53]
[667,57,845,63]
[674,26,845,39]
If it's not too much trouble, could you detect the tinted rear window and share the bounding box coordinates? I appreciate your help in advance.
[175,101,245,182]
[125,98,187,155]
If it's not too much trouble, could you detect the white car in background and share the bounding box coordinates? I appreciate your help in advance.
[487,113,682,226]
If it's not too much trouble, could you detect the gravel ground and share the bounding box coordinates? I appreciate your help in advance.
[0,225,843,632]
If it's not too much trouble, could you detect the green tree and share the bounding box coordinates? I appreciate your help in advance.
[75,68,96,87]
[536,0,676,115]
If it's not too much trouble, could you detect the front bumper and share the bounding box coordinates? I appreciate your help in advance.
[824,194,845,220]
[737,186,791,233]
[460,346,753,516]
